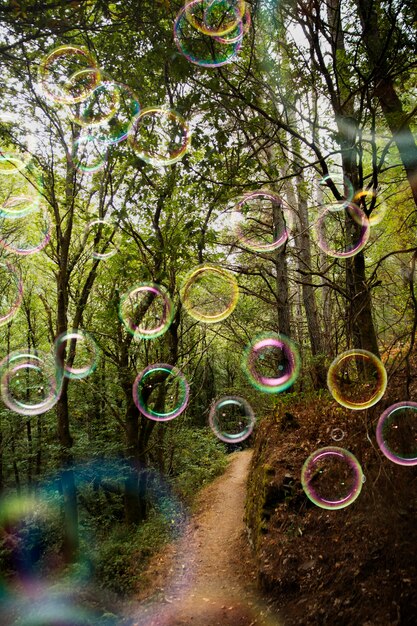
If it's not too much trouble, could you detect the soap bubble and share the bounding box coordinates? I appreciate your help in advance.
[174,1,243,68]
[353,188,387,225]
[128,107,190,166]
[209,395,255,443]
[330,427,345,442]
[93,81,140,145]
[71,134,107,173]
[54,330,99,380]
[83,218,120,260]
[242,333,301,393]
[376,402,417,466]
[185,0,246,37]
[0,350,62,416]
[38,45,99,104]
[315,201,370,258]
[68,79,120,128]
[119,283,174,339]
[0,261,23,326]
[0,161,43,218]
[301,446,364,510]
[0,206,51,255]
[327,349,387,410]
[232,191,292,252]
[133,363,190,421]
[213,5,251,44]
[180,264,239,323]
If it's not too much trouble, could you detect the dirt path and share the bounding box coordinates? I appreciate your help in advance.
[128,450,284,626]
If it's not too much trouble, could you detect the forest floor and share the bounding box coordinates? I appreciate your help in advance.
[125,450,283,626]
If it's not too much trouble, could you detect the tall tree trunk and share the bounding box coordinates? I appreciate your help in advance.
[273,183,291,336]
[289,135,327,386]
[326,0,380,355]
[355,0,417,207]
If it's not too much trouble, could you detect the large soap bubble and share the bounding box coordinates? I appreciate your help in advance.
[242,333,301,393]
[180,264,239,323]
[376,402,417,466]
[209,395,255,443]
[301,446,364,510]
[327,349,387,410]
[133,363,190,421]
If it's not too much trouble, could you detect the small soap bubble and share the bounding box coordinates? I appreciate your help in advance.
[315,201,370,258]
[93,81,140,145]
[84,218,120,260]
[119,283,174,339]
[331,428,345,442]
[242,333,301,394]
[54,330,99,380]
[209,396,255,443]
[68,79,121,128]
[0,161,43,219]
[0,350,62,416]
[327,349,387,410]
[0,206,51,255]
[231,191,293,252]
[128,107,190,166]
[186,0,246,37]
[71,134,107,173]
[132,363,190,421]
[301,446,364,510]
[376,402,417,466]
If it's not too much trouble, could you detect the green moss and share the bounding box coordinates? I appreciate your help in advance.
[245,456,274,552]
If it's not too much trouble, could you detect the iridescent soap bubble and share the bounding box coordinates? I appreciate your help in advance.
[242,333,301,393]
[185,0,246,37]
[301,446,364,510]
[209,395,255,443]
[93,82,140,145]
[331,427,345,442]
[213,4,251,43]
[319,171,354,206]
[0,160,43,218]
[84,218,120,260]
[315,201,370,258]
[180,265,239,323]
[0,261,23,326]
[119,283,174,339]
[353,189,387,226]
[0,350,62,416]
[132,363,190,421]
[71,134,107,173]
[327,349,387,410]
[0,206,51,255]
[174,1,243,68]
[54,330,99,380]
[68,78,121,128]
[232,191,292,252]
[376,402,417,466]
[38,45,99,104]
[128,107,190,166]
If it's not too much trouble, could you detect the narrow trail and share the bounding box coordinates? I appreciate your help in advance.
[128,450,284,626]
